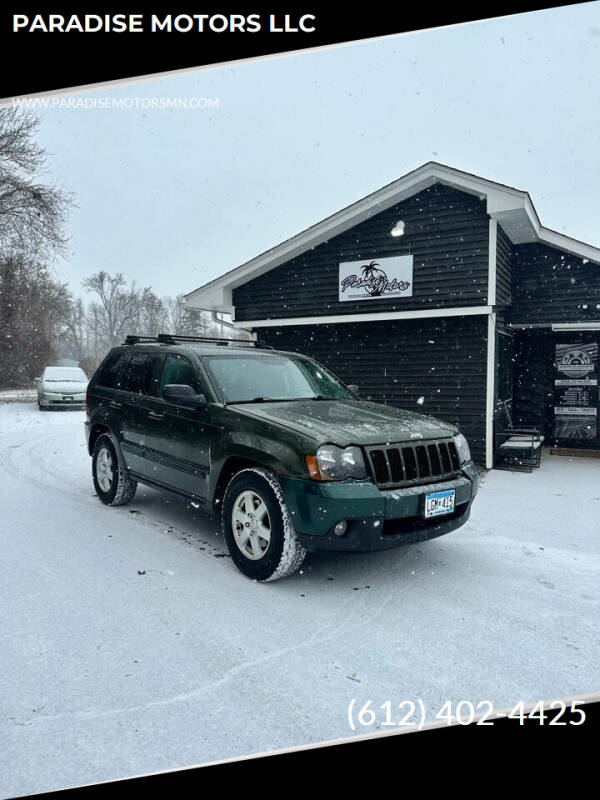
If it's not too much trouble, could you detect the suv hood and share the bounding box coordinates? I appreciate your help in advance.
[232,399,457,447]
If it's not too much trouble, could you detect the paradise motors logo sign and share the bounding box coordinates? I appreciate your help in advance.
[339,255,414,302]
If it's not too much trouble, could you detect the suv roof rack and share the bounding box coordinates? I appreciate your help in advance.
[123,333,274,349]
[123,335,162,345]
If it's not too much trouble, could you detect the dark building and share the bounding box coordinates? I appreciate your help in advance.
[185,162,600,468]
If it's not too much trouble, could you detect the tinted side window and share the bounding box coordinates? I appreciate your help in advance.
[160,354,200,394]
[95,352,130,389]
[121,353,161,396]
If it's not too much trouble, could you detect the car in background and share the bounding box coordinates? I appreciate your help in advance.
[36,366,88,410]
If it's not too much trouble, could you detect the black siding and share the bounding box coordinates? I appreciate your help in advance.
[508,243,600,325]
[255,315,488,465]
[496,224,512,307]
[234,184,490,321]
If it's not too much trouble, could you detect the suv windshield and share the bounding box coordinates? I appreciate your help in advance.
[203,354,353,404]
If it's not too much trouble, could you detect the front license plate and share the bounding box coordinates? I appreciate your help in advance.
[424,489,455,518]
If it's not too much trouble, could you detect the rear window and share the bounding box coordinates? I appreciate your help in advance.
[95,352,130,389]
[120,353,161,396]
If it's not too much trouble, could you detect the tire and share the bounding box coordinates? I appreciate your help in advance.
[38,402,47,411]
[92,433,137,506]
[221,467,306,582]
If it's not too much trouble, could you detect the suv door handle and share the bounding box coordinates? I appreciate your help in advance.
[109,401,122,409]
[148,411,165,420]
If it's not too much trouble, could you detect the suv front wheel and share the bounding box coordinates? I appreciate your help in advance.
[92,433,137,506]
[222,468,306,581]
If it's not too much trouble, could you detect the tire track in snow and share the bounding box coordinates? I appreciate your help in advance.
[9,585,398,728]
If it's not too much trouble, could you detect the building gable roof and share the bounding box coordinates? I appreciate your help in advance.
[185,161,600,312]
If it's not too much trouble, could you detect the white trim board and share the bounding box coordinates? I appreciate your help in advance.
[485,312,497,470]
[487,218,497,307]
[552,322,600,331]
[233,305,493,328]
[509,321,600,330]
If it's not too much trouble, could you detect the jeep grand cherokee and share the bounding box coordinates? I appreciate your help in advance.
[85,334,479,581]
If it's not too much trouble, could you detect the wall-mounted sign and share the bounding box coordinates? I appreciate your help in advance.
[338,255,413,302]
[553,343,598,441]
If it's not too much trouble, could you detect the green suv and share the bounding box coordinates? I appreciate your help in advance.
[85,335,479,581]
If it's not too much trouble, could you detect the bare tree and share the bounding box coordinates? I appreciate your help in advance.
[82,271,146,348]
[61,297,98,372]
[0,108,73,259]
[164,294,187,334]
[138,288,168,335]
[49,273,253,385]
[87,303,102,367]
[0,253,71,387]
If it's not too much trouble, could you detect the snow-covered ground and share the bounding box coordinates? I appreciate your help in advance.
[0,389,36,403]
[1,402,599,796]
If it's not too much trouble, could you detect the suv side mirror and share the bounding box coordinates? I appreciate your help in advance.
[347,384,360,397]
[162,384,207,409]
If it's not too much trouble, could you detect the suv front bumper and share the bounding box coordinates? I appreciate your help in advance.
[280,461,479,552]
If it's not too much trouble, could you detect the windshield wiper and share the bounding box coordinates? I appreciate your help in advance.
[228,395,342,405]
[289,395,336,401]
[226,397,286,404]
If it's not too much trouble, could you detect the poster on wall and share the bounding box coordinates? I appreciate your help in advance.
[338,255,413,302]
[553,343,598,440]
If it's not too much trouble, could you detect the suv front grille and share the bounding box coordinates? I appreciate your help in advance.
[366,438,460,488]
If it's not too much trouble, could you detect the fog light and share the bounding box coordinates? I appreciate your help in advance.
[334,520,347,537]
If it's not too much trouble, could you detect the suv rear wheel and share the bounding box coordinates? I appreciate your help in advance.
[222,468,306,581]
[92,433,137,506]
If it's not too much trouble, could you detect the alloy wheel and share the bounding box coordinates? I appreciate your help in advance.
[96,446,114,493]
[231,490,271,560]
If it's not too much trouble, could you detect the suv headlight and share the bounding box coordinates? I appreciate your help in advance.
[453,433,471,464]
[306,445,368,481]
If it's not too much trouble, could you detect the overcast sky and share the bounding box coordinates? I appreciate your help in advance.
[35,2,600,301]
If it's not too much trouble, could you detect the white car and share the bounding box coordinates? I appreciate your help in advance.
[35,366,88,410]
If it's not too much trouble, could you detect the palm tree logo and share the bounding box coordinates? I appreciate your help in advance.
[360,261,387,296]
